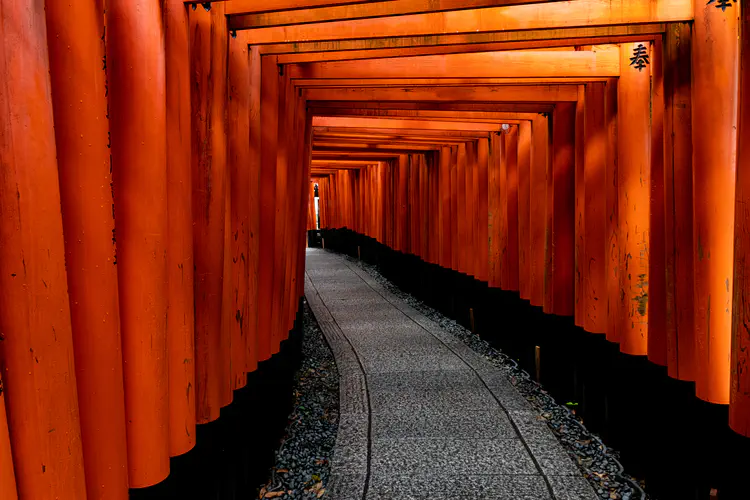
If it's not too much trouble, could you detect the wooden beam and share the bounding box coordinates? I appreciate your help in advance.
[294,77,611,86]
[234,0,690,42]
[289,49,620,79]
[312,116,503,131]
[309,101,555,112]
[276,36,658,62]
[304,85,579,102]
[231,0,559,28]
[313,126,492,137]
[259,24,665,54]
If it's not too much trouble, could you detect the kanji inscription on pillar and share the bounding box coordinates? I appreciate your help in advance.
[707,0,736,11]
[629,44,649,72]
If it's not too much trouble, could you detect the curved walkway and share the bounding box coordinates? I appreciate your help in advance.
[304,249,597,500]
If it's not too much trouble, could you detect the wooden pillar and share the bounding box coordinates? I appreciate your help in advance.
[439,147,452,268]
[529,116,549,306]
[109,0,169,486]
[0,383,16,500]
[489,133,506,288]
[457,145,468,273]
[649,38,668,366]
[190,4,230,422]
[247,45,261,373]
[731,1,750,436]
[450,148,459,271]
[692,0,739,405]
[229,31,252,389]
[45,0,129,496]
[258,54,279,362]
[0,4,87,497]
[506,128,520,291]
[575,85,586,326]
[164,0,197,457]
[617,42,651,356]
[550,102,576,316]
[605,78,621,343]
[518,122,532,300]
[477,138,490,283]
[584,83,607,335]
[664,23,695,381]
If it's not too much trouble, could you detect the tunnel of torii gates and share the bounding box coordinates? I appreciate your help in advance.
[3,0,750,498]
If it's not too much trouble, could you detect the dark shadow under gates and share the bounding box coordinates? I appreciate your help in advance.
[129,304,305,500]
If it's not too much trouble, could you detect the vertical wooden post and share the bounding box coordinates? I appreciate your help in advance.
[440,147,452,268]
[258,54,279,362]
[575,85,586,327]
[518,122,532,300]
[109,0,169,486]
[190,3,230,422]
[164,0,197,457]
[692,0,738,404]
[617,42,651,356]
[0,7,87,497]
[664,23,695,381]
[731,2,750,437]
[584,83,607,335]
[649,38,668,366]
[477,138,490,283]
[450,148,459,271]
[605,78,621,344]
[457,144,468,273]
[247,45,262,373]
[506,128,520,291]
[229,31,252,389]
[45,0,129,496]
[550,102,576,316]
[529,116,549,306]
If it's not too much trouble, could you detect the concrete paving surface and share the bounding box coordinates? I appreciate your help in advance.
[304,248,598,500]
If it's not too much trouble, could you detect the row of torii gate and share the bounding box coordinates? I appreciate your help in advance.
[0,0,748,499]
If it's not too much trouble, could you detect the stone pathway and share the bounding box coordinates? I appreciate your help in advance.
[304,249,597,500]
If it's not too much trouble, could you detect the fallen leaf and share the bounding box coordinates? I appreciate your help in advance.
[317,489,326,498]
[265,491,285,498]
[276,469,289,474]
[258,486,267,499]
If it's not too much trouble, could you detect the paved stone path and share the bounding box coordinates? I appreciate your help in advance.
[304,249,597,500]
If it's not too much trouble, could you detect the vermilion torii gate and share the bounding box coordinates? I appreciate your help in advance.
[0,1,748,499]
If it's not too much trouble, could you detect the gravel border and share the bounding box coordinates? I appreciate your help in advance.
[258,301,339,499]
[341,252,650,500]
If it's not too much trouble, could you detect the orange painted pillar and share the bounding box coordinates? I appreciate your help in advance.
[543,112,556,314]
[518,122,532,300]
[692,0,738,404]
[109,0,169,487]
[583,83,607,334]
[439,148,452,267]
[0,3,88,498]
[45,0,129,497]
[575,85,586,327]
[731,1,750,437]
[477,138,490,283]
[229,31,253,389]
[220,177,236,397]
[488,134,502,287]
[617,42,651,356]
[550,102,576,316]
[663,23,695,381]
[165,0,197,457]
[0,381,16,500]
[529,116,549,306]
[457,145,468,273]
[258,55,279,362]
[499,134,511,289]
[247,45,262,373]
[469,143,479,276]
[506,129,520,291]
[649,39,668,366]
[450,148,459,272]
[605,78,621,344]
[190,4,230,422]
